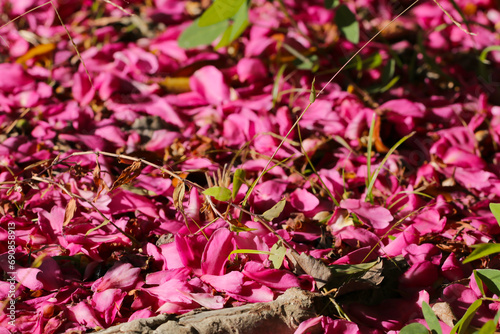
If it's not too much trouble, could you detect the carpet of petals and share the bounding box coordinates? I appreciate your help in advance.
[1,0,500,333]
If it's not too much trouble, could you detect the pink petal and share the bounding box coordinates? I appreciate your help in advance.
[129,308,155,322]
[227,280,274,303]
[91,262,141,292]
[175,234,207,274]
[146,278,191,303]
[380,99,426,117]
[237,58,267,83]
[412,209,447,234]
[294,316,324,334]
[201,228,236,275]
[201,271,245,294]
[441,253,465,281]
[382,225,420,257]
[68,301,104,328]
[441,147,486,169]
[108,190,158,217]
[340,199,393,229]
[322,318,360,334]
[242,261,300,290]
[190,66,230,105]
[72,71,95,106]
[0,63,33,92]
[290,189,319,211]
[400,262,439,288]
[93,288,126,325]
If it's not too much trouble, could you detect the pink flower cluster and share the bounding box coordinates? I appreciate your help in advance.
[0,0,500,333]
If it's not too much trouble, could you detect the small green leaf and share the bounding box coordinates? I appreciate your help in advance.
[229,0,249,41]
[262,198,286,221]
[269,240,287,269]
[478,320,497,334]
[86,219,110,236]
[324,0,340,9]
[215,24,233,50]
[479,46,500,80]
[334,5,359,44]
[463,243,500,264]
[399,323,429,334]
[232,169,246,200]
[494,308,500,325]
[230,225,257,233]
[178,19,228,49]
[198,0,246,27]
[309,77,316,103]
[228,249,271,261]
[475,269,500,296]
[271,64,287,107]
[203,186,232,202]
[489,203,500,227]
[474,269,486,297]
[450,299,482,334]
[214,0,249,49]
[382,58,396,85]
[422,301,443,334]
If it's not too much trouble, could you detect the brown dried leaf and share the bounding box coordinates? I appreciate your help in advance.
[374,115,389,153]
[160,77,191,93]
[63,198,77,226]
[110,160,144,191]
[16,43,56,66]
[93,161,108,201]
[291,252,333,289]
[173,181,186,211]
[432,302,456,328]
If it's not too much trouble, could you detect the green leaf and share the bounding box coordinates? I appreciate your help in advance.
[478,320,497,334]
[229,0,249,41]
[215,24,233,50]
[309,77,316,103]
[214,0,249,49]
[198,0,246,27]
[450,299,482,334]
[203,186,232,202]
[262,198,286,221]
[229,224,257,232]
[228,249,271,261]
[178,18,228,49]
[294,54,319,71]
[365,113,376,203]
[422,301,443,334]
[479,46,500,80]
[334,5,359,44]
[282,43,316,70]
[463,243,500,264]
[271,64,287,107]
[489,203,500,227]
[399,323,429,334]
[324,0,340,9]
[494,308,500,325]
[382,58,396,85]
[269,240,287,269]
[474,269,486,297]
[86,219,110,236]
[475,269,500,296]
[232,169,246,200]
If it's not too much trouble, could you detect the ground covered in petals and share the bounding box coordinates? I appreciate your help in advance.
[1,0,500,333]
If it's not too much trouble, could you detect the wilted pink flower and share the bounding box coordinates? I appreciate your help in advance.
[91,262,141,292]
[340,199,393,230]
